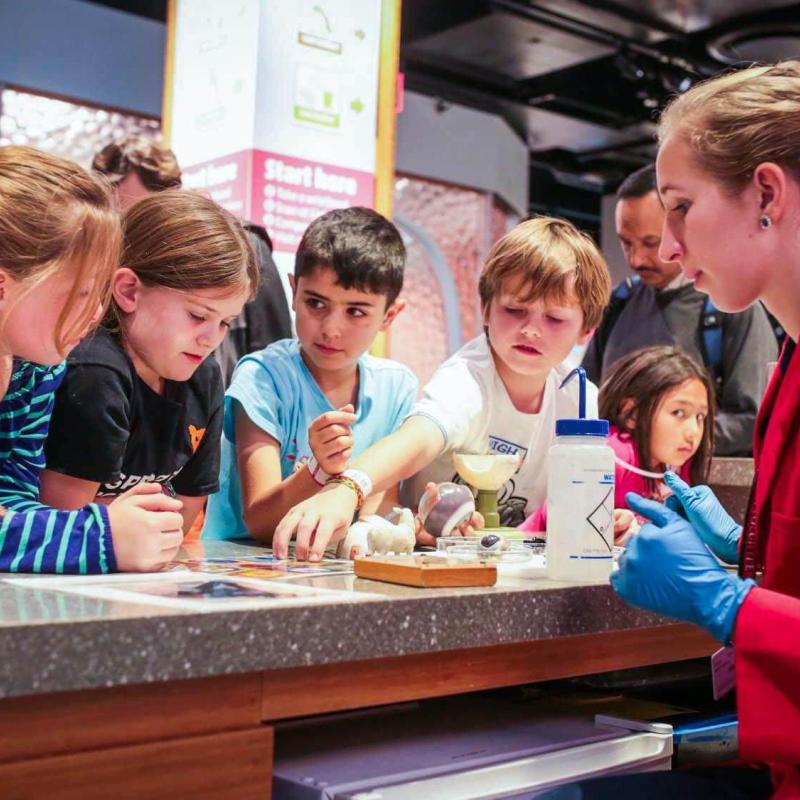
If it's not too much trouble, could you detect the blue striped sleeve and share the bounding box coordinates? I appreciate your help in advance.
[0,502,116,574]
[0,360,64,508]
[0,360,117,574]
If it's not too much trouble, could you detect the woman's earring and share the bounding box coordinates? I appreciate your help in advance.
[759,214,772,230]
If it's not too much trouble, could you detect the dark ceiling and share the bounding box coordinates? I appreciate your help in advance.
[401,0,800,230]
[86,0,800,230]
[83,0,166,21]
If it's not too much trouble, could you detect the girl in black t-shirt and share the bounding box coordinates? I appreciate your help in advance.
[40,190,259,533]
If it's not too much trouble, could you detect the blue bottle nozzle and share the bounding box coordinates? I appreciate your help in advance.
[556,366,608,437]
[559,366,587,419]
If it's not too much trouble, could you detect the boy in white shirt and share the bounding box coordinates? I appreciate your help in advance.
[274,215,612,559]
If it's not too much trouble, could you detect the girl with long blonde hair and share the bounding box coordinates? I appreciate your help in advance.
[40,190,258,534]
[0,146,184,573]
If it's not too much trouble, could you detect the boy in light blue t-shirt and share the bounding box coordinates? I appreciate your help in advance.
[203,207,417,542]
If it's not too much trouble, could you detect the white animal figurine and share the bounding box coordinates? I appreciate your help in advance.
[336,508,416,559]
[336,519,371,560]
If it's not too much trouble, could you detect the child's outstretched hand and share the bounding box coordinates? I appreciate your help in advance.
[613,508,640,546]
[414,482,484,546]
[308,404,357,476]
[414,511,485,547]
[274,482,357,560]
[108,482,184,572]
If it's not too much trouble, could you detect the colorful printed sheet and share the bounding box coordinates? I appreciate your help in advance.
[4,571,359,611]
[169,554,355,580]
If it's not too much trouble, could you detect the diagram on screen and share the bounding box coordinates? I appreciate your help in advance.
[294,63,341,129]
[297,4,343,54]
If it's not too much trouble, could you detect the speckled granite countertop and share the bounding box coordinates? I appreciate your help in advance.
[709,457,754,524]
[709,457,754,486]
[0,540,676,700]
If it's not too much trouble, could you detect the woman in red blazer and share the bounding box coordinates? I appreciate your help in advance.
[609,61,800,799]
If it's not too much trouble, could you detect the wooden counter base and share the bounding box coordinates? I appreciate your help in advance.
[0,624,716,799]
[0,728,273,800]
[262,623,716,720]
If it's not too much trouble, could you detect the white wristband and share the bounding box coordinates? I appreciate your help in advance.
[341,468,373,499]
[307,455,333,486]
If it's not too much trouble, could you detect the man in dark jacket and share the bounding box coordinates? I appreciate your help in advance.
[214,223,292,384]
[583,164,778,455]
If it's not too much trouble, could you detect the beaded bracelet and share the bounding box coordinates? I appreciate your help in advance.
[326,475,366,510]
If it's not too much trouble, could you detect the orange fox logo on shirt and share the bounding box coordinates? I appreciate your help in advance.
[188,425,206,453]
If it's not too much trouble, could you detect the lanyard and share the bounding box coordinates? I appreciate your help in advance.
[738,469,760,580]
[736,339,795,580]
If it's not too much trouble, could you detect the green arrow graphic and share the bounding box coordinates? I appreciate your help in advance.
[314,5,332,33]
[350,99,364,113]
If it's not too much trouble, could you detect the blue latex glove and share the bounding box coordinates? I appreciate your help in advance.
[663,471,742,565]
[611,493,756,644]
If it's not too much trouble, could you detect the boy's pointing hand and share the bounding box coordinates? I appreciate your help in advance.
[273,483,358,561]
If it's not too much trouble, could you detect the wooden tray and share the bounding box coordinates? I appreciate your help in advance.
[354,556,497,588]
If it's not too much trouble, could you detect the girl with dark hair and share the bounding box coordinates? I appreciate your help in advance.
[598,345,714,497]
[519,346,714,538]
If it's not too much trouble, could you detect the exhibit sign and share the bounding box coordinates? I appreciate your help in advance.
[166,0,383,257]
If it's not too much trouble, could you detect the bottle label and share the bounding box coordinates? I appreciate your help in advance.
[568,469,614,559]
[546,455,615,581]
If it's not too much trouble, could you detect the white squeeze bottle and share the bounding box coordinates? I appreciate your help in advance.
[545,367,615,582]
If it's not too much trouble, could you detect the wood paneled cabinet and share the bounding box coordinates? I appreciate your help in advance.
[0,625,714,800]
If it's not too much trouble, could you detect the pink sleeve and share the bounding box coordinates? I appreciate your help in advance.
[614,466,646,509]
[606,428,647,508]
[519,503,547,533]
